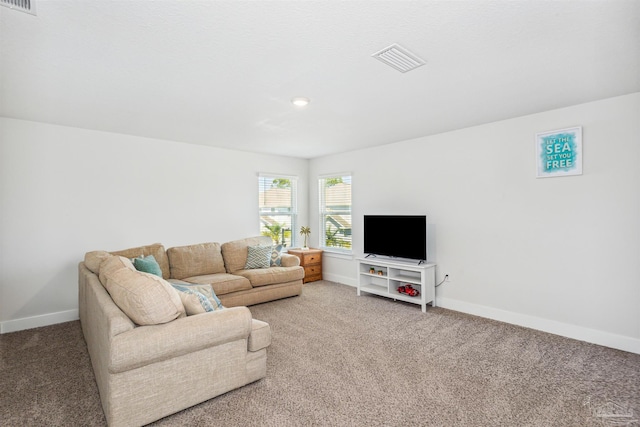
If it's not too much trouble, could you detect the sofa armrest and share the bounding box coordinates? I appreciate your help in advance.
[109,306,253,373]
[280,253,300,267]
[248,319,271,351]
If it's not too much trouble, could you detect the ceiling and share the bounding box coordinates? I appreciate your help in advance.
[1,1,639,159]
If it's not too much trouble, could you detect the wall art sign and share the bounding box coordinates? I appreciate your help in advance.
[536,126,582,178]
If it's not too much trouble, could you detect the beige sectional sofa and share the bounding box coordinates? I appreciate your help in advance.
[78,236,304,426]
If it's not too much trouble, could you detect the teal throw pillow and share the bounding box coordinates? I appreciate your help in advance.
[133,255,163,277]
[245,245,272,269]
[270,244,283,266]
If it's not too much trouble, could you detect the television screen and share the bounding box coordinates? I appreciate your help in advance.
[364,215,427,261]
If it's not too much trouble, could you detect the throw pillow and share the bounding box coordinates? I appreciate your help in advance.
[84,250,112,274]
[99,254,135,287]
[270,244,283,266]
[188,284,224,310]
[171,282,224,313]
[244,245,272,269]
[171,284,215,315]
[101,256,185,325]
[133,255,163,277]
[111,243,170,278]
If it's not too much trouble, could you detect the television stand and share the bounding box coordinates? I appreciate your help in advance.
[356,258,436,312]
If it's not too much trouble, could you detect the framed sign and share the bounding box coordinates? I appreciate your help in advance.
[536,126,582,178]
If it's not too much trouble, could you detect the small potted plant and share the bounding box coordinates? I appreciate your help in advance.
[377,270,384,276]
[369,267,376,274]
[300,226,311,250]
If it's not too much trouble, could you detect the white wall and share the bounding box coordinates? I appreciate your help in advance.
[309,93,640,353]
[0,118,308,332]
[2,94,639,353]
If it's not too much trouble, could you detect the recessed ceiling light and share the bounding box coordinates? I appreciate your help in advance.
[291,97,311,107]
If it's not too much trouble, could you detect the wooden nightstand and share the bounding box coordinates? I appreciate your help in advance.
[287,248,323,283]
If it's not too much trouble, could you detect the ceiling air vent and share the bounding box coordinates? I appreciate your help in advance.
[372,43,425,73]
[1,0,36,15]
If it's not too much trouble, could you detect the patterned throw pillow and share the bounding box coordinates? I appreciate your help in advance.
[245,245,272,269]
[171,283,225,315]
[270,244,283,266]
[185,284,224,311]
[133,255,163,277]
[171,284,215,315]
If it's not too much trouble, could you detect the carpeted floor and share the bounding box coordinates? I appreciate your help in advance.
[1,281,639,426]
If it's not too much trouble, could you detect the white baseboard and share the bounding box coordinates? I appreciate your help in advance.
[328,279,640,354]
[0,309,79,334]
[437,297,640,355]
[323,272,357,287]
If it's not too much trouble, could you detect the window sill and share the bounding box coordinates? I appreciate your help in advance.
[319,249,354,260]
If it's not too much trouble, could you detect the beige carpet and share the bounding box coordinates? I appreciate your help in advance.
[1,281,639,426]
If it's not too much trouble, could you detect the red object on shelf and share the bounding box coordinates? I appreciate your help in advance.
[397,284,420,297]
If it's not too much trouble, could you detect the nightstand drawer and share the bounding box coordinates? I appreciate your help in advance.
[302,252,321,265]
[304,265,322,277]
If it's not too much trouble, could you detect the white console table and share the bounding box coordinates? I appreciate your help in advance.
[356,257,436,312]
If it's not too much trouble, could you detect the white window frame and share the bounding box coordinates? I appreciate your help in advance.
[259,173,298,248]
[318,173,352,254]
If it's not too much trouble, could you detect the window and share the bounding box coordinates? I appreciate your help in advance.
[259,174,297,247]
[319,174,352,251]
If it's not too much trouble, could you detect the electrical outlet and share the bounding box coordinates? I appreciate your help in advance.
[445,274,450,282]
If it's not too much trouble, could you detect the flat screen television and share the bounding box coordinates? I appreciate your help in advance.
[364,215,427,262]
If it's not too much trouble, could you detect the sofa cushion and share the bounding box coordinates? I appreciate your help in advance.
[182,273,252,296]
[84,250,112,274]
[244,245,272,269]
[98,254,136,286]
[236,266,304,287]
[167,242,225,280]
[221,236,274,273]
[101,256,186,325]
[111,243,170,279]
[133,255,163,277]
